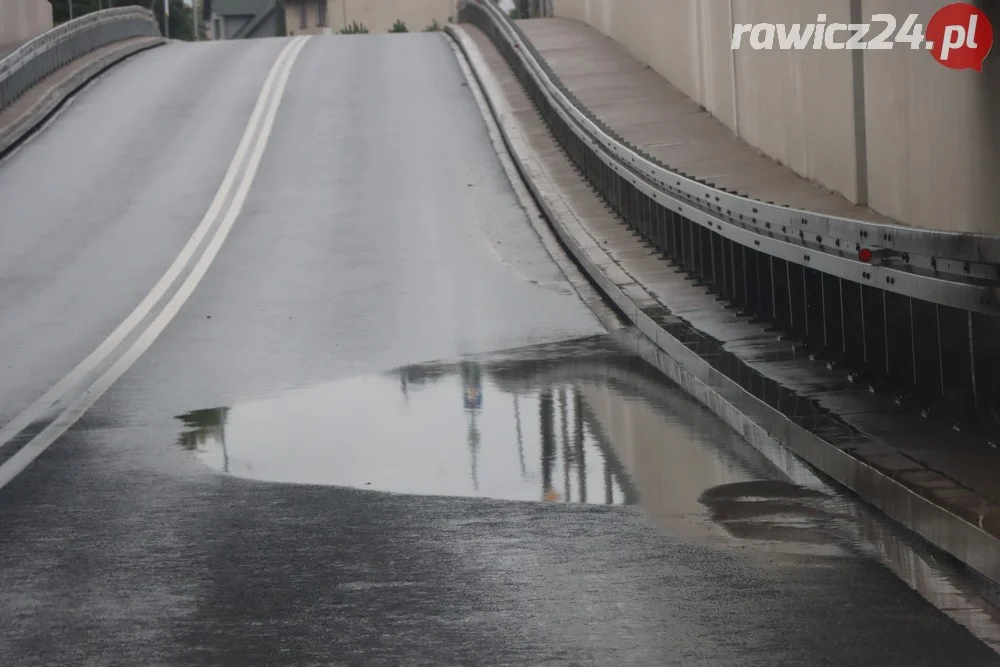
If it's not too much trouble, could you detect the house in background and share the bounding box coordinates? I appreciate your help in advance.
[284,0,332,36]
[327,0,456,33]
[201,0,458,38]
[203,0,284,39]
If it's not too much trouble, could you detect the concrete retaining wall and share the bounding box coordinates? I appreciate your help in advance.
[552,0,1000,234]
[0,0,54,46]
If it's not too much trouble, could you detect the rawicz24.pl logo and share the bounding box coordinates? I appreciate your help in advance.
[731,2,993,71]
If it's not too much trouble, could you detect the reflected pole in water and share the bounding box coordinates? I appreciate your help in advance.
[539,389,555,501]
[605,455,613,505]
[462,363,483,493]
[218,407,229,474]
[559,386,571,503]
[468,411,480,492]
[574,389,586,504]
[513,395,526,479]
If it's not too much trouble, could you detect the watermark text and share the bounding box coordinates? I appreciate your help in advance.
[730,3,993,71]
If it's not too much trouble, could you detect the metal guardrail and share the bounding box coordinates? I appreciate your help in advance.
[0,7,161,113]
[460,0,1000,433]
[468,0,1000,314]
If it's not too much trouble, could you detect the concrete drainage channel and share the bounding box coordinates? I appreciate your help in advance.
[442,9,1000,603]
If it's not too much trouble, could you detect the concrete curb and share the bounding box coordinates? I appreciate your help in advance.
[0,37,166,158]
[445,23,1000,589]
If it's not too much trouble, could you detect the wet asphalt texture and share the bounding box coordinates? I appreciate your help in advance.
[0,35,998,666]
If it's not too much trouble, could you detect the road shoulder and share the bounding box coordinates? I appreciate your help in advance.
[0,36,166,158]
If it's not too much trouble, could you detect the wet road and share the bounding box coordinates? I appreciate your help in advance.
[0,33,999,666]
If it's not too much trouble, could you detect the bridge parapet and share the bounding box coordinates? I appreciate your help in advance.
[0,7,161,114]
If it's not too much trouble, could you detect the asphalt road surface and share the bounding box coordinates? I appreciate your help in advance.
[0,34,998,666]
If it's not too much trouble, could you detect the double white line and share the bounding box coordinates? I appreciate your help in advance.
[0,36,312,490]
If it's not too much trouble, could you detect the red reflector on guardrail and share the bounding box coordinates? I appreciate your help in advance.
[858,248,873,263]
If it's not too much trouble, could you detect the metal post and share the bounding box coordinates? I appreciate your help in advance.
[68,0,74,20]
[341,0,347,30]
[164,0,170,39]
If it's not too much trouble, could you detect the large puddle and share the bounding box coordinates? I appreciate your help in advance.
[174,334,1000,650]
[175,336,764,511]
[176,370,635,505]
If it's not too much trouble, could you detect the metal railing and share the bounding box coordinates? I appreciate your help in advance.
[0,7,161,113]
[459,0,1000,432]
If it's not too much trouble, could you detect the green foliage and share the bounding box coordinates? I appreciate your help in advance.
[275,0,287,37]
[423,19,441,32]
[340,21,369,34]
[507,8,520,20]
[389,19,408,33]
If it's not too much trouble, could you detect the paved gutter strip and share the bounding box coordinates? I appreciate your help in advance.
[445,36,626,334]
[0,36,166,158]
[445,22,1000,590]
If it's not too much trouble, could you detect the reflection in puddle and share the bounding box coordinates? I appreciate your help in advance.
[176,353,636,504]
[699,480,837,546]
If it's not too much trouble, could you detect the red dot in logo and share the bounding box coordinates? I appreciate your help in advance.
[926,3,993,72]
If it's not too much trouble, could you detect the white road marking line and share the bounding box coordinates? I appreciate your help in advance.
[0,35,312,489]
[0,37,306,454]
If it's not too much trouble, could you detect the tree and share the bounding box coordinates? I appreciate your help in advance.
[274,0,287,37]
[145,0,197,40]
